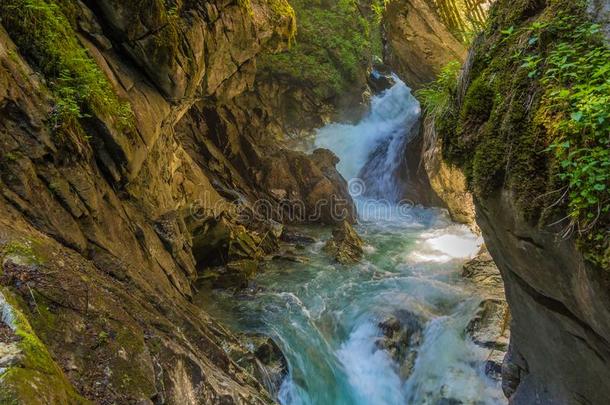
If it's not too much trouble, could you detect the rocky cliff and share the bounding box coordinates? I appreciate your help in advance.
[0,0,355,403]
[423,0,610,402]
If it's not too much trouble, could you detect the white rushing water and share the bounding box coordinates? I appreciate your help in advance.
[315,76,421,201]
[197,79,506,404]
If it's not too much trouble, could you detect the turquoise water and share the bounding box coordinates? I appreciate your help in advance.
[196,204,505,404]
[196,79,506,404]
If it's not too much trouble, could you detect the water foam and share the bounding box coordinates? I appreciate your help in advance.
[337,322,405,405]
[314,77,420,200]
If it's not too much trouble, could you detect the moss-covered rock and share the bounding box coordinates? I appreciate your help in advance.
[422,0,610,401]
[439,0,609,267]
[0,289,89,405]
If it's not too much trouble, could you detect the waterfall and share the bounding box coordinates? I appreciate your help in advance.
[196,74,504,405]
[314,77,421,202]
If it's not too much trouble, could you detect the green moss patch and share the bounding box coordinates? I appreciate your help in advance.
[0,0,134,132]
[419,0,609,268]
[0,289,88,404]
[1,239,45,267]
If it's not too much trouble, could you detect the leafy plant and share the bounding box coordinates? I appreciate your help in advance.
[371,0,390,23]
[416,61,461,120]
[533,21,609,237]
[508,11,610,266]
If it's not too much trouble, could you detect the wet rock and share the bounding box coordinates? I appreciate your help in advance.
[323,221,364,264]
[0,321,21,368]
[280,229,317,245]
[501,342,528,399]
[272,249,309,264]
[367,67,396,94]
[375,311,424,380]
[462,247,510,380]
[234,334,289,399]
[466,299,509,350]
[192,215,264,262]
[437,399,463,405]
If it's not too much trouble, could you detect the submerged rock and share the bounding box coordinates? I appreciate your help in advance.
[323,221,364,264]
[375,311,424,380]
[233,334,289,399]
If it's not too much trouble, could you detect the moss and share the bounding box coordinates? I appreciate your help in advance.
[429,0,609,268]
[0,0,134,132]
[1,239,45,267]
[459,75,494,131]
[266,0,297,44]
[109,327,155,396]
[0,289,88,404]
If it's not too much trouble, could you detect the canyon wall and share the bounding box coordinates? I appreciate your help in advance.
[424,0,610,402]
[0,0,354,402]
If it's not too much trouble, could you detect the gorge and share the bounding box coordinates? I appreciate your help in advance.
[0,0,608,404]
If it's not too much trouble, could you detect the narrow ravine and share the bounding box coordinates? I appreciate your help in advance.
[196,79,506,404]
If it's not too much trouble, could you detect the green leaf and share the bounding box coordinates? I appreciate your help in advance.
[571,111,583,122]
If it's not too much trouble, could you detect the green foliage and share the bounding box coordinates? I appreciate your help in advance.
[416,61,461,123]
[516,14,609,265]
[258,0,379,99]
[436,0,609,268]
[0,0,134,132]
[371,0,390,23]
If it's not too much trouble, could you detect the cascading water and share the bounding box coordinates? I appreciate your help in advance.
[315,76,420,202]
[195,79,506,404]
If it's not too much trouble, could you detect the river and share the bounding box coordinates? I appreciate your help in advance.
[196,78,506,404]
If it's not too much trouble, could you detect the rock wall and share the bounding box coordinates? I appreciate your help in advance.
[383,0,467,90]
[0,0,354,402]
[433,0,610,402]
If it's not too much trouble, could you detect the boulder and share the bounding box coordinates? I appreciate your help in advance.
[261,149,357,225]
[233,334,289,399]
[375,311,424,380]
[323,221,364,264]
[367,67,396,94]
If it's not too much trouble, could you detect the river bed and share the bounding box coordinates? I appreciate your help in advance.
[195,79,506,404]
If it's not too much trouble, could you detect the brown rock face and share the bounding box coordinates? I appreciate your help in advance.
[0,0,350,402]
[383,0,466,90]
[323,221,364,264]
